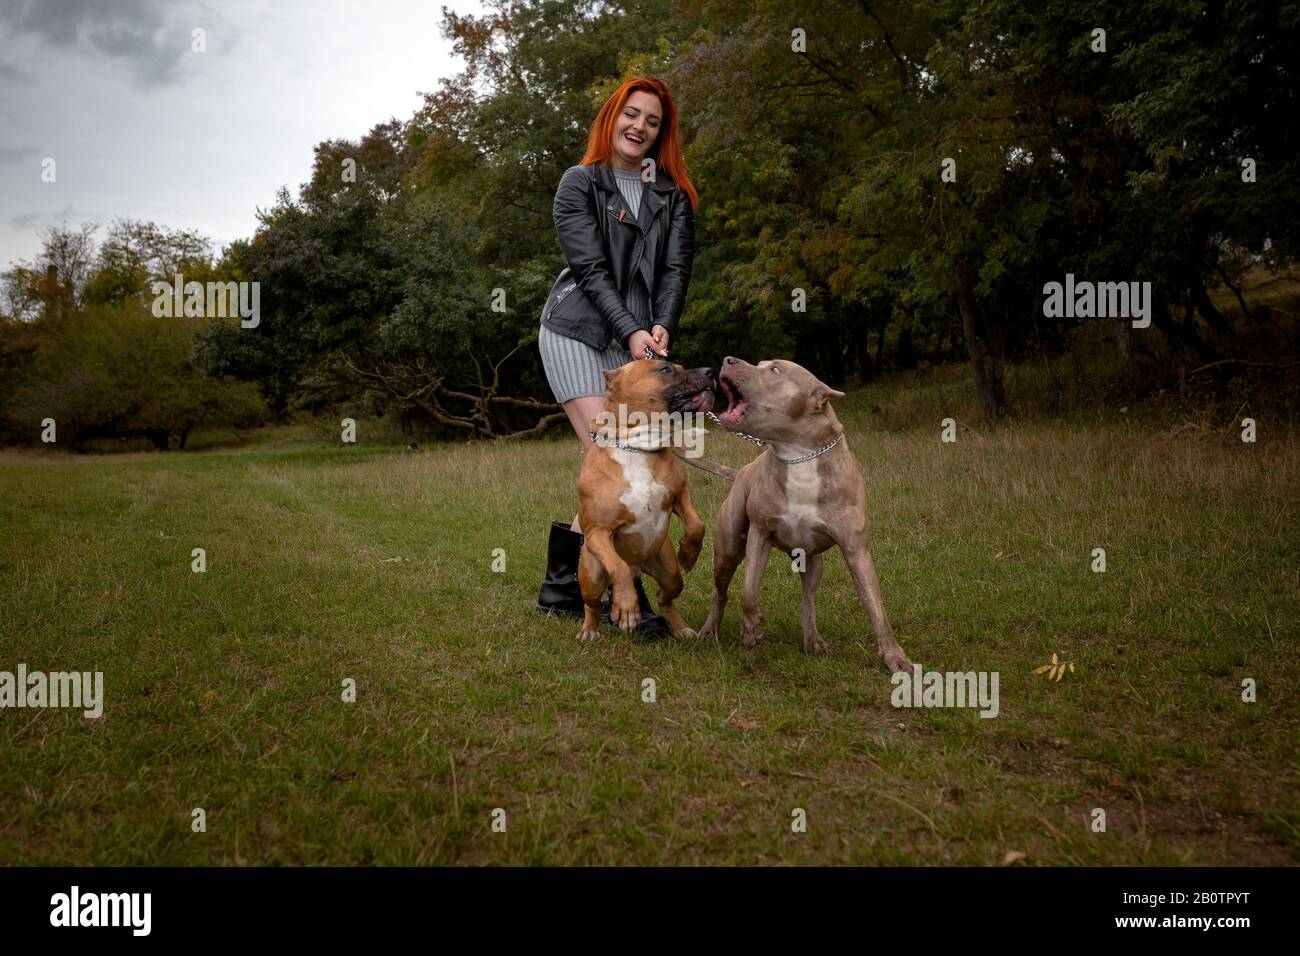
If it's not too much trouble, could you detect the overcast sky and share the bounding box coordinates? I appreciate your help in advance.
[0,0,481,270]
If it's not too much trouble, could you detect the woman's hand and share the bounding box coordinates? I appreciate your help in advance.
[651,324,670,355]
[628,329,666,360]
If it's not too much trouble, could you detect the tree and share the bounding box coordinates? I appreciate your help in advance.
[83,219,212,309]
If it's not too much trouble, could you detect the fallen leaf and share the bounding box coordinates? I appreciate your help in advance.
[1002,850,1027,866]
[202,690,216,701]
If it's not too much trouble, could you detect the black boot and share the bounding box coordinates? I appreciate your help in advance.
[536,521,585,617]
[601,577,669,640]
[536,520,669,637]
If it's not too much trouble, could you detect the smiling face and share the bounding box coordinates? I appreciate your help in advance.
[715,357,845,441]
[611,89,662,171]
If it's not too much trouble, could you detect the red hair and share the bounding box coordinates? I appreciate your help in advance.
[579,76,698,211]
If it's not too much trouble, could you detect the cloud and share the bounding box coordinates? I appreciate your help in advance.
[0,146,41,164]
[6,206,77,231]
[0,0,225,88]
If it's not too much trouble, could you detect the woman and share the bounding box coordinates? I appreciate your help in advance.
[534,76,700,635]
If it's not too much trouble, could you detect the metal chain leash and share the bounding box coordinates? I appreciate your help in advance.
[704,410,766,447]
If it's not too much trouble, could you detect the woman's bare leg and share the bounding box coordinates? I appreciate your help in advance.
[563,394,606,533]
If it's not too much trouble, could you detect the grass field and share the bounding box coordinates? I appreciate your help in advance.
[1,391,1297,865]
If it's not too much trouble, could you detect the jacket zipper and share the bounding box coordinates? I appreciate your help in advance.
[545,281,578,321]
[608,203,648,298]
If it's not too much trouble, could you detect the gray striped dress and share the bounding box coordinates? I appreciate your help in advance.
[538,167,653,403]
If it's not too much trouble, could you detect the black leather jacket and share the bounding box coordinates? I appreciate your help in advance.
[540,162,695,351]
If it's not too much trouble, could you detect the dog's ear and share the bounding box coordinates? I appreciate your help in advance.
[601,366,624,384]
[811,383,845,412]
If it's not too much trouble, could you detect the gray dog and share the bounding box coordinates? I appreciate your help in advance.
[694,356,913,673]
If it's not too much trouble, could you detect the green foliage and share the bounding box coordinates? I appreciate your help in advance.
[8,1,1298,441]
[194,0,1299,427]
[5,304,266,450]
[83,220,212,310]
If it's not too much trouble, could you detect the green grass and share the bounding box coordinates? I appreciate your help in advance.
[1,398,1297,865]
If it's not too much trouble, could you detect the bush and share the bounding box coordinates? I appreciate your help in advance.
[3,304,267,450]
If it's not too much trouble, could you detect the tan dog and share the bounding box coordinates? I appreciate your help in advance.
[576,359,715,640]
[696,356,913,672]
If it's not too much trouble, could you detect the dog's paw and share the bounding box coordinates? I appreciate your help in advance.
[576,625,600,642]
[611,592,640,634]
[803,631,830,655]
[881,646,913,674]
[674,627,699,639]
[740,618,764,648]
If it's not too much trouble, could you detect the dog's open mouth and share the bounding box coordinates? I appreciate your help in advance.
[669,385,715,414]
[717,374,748,429]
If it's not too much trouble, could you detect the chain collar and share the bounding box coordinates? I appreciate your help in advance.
[590,430,651,453]
[768,432,843,464]
[704,411,842,464]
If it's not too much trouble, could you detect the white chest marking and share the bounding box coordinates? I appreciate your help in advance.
[782,462,822,543]
[613,447,669,552]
